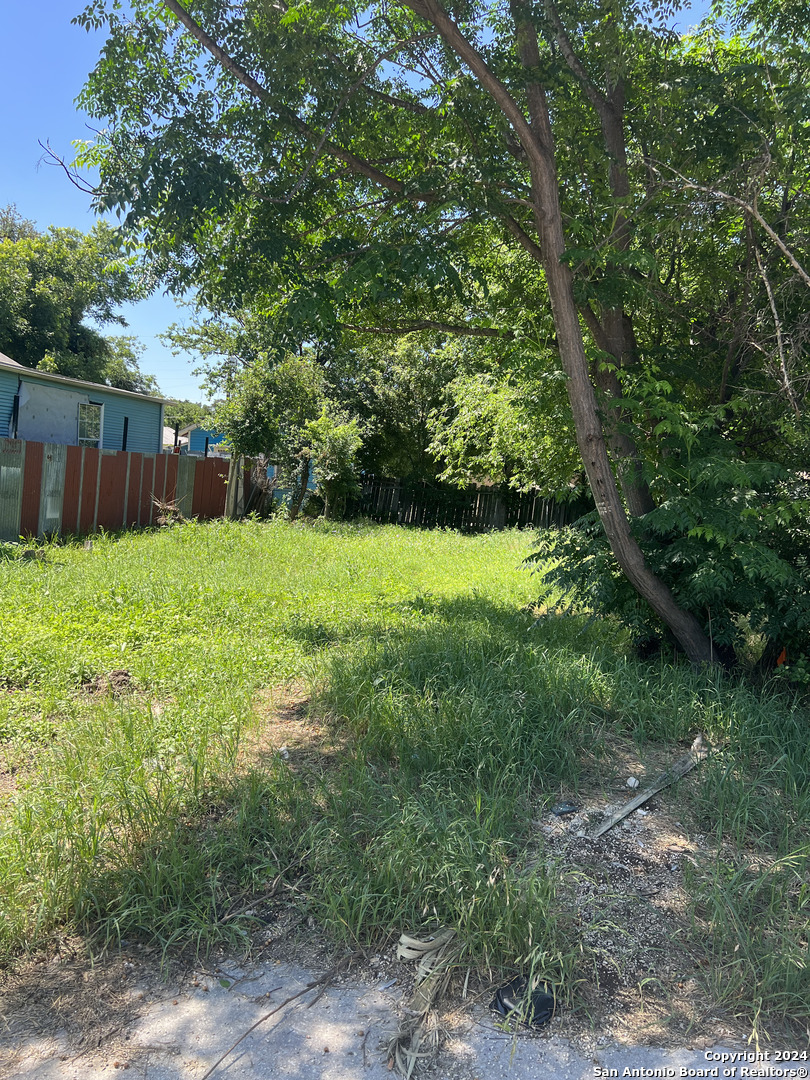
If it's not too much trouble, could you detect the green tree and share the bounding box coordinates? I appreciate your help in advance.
[76,0,810,661]
[164,399,214,431]
[0,206,141,382]
[305,411,364,519]
[211,355,325,519]
[323,336,458,480]
[100,335,160,394]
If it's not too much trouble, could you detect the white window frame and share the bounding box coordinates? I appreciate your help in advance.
[78,401,104,448]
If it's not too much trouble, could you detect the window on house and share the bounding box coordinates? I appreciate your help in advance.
[78,402,103,448]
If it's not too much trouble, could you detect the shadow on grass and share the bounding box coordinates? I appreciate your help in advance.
[3,586,809,1040]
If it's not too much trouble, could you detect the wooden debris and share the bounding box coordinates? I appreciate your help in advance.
[589,734,710,839]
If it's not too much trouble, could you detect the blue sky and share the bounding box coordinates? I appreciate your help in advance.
[0,3,203,401]
[1,2,710,403]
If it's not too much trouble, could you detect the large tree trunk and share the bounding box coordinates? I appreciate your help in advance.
[577,66,656,518]
[414,0,714,662]
[581,305,656,517]
[515,51,713,662]
[540,225,713,662]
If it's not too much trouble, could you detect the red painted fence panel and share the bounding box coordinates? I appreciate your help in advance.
[139,455,156,526]
[0,440,244,541]
[97,451,128,531]
[153,454,167,507]
[20,441,44,537]
[126,452,142,527]
[62,446,83,535]
[165,453,178,503]
[79,448,101,533]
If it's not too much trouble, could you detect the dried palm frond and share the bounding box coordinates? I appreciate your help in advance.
[388,928,460,1078]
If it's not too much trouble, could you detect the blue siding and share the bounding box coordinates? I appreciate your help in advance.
[188,427,225,454]
[94,390,162,454]
[0,369,18,438]
[0,368,162,453]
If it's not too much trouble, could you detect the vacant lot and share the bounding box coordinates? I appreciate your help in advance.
[0,520,807,1044]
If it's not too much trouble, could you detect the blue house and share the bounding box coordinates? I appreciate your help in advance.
[178,423,228,457]
[0,351,167,454]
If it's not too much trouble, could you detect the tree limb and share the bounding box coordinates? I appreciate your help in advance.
[754,244,802,417]
[162,0,408,197]
[342,320,514,337]
[503,214,544,262]
[402,0,543,168]
[654,164,810,290]
[541,0,610,117]
[577,301,610,354]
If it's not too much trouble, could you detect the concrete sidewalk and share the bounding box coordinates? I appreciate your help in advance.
[4,956,743,1080]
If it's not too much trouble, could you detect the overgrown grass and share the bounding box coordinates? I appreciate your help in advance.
[0,519,808,1035]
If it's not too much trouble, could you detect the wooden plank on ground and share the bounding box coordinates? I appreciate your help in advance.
[589,734,710,839]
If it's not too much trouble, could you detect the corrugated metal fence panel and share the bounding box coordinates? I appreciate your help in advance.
[191,459,206,517]
[175,455,195,516]
[139,455,156,526]
[126,452,142,526]
[217,460,232,516]
[62,446,83,535]
[97,450,128,531]
[0,439,24,541]
[165,454,178,503]
[154,454,167,506]
[79,448,101,533]
[20,441,44,536]
[212,459,230,517]
[192,457,229,518]
[38,444,67,536]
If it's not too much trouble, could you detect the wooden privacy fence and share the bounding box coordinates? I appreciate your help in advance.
[0,439,245,541]
[347,476,592,532]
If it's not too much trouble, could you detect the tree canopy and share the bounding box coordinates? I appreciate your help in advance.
[0,205,158,391]
[74,0,810,662]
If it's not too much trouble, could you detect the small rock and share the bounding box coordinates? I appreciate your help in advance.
[626,776,640,789]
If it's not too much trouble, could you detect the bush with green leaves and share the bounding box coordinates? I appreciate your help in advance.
[532,443,810,668]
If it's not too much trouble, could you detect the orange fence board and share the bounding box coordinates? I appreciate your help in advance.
[79,448,100,534]
[20,441,44,537]
[62,446,83,535]
[165,454,178,503]
[97,452,128,531]
[126,453,142,527]
[154,454,167,506]
[139,456,156,526]
[191,458,206,517]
